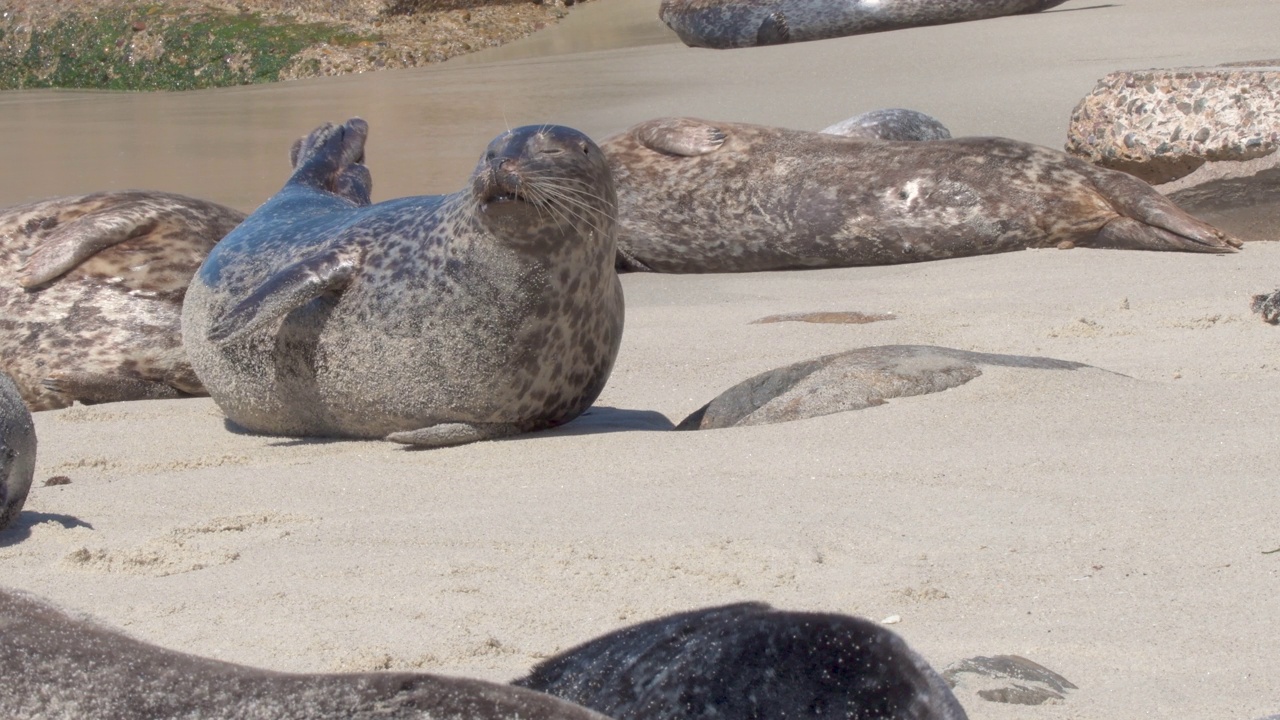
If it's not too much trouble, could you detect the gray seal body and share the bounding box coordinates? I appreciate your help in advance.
[605,117,1241,273]
[0,587,614,720]
[0,191,244,410]
[182,120,624,448]
[660,0,1069,48]
[0,372,36,530]
[515,602,968,720]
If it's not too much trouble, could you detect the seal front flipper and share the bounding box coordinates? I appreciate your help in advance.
[385,422,526,449]
[635,118,727,157]
[41,372,187,404]
[287,118,373,205]
[205,243,364,344]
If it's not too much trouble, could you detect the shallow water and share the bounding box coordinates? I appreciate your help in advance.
[0,0,1271,213]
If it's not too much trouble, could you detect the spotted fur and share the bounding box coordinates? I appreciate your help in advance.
[0,191,246,410]
[182,119,624,448]
[606,117,1241,274]
[660,0,1069,48]
[0,371,36,530]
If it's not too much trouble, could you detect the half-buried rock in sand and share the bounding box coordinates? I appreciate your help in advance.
[0,191,245,410]
[604,117,1241,273]
[183,119,624,449]
[515,602,967,720]
[677,345,1093,430]
[0,372,36,531]
[659,0,1067,49]
[0,587,613,720]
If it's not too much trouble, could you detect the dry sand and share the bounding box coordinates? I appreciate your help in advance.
[2,1,1279,718]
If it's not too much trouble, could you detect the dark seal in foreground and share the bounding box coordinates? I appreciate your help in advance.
[0,587,612,720]
[659,0,1068,49]
[515,602,967,720]
[182,119,624,448]
[604,117,1241,273]
[0,372,36,530]
[0,191,245,410]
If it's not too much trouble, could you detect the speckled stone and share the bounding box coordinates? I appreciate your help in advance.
[1066,62,1280,184]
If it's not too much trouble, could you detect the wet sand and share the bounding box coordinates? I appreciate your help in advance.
[3,1,1280,718]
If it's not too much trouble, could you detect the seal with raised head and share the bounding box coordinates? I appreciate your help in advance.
[604,117,1242,273]
[182,119,624,448]
[0,372,36,531]
[515,602,967,720]
[0,587,613,720]
[659,0,1068,49]
[0,191,245,410]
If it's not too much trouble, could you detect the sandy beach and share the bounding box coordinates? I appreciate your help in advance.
[2,0,1279,718]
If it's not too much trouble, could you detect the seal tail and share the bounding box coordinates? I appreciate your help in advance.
[1090,169,1242,253]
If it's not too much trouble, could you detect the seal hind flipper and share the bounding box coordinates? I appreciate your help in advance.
[40,371,187,405]
[206,244,363,344]
[636,118,727,157]
[287,118,373,205]
[1089,169,1241,252]
[385,422,526,448]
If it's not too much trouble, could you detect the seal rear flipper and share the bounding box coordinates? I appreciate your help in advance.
[288,118,373,205]
[41,372,187,404]
[385,422,525,448]
[1090,170,1242,252]
[635,118,728,157]
[205,244,363,344]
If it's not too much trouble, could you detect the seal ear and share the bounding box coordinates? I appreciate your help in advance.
[17,203,162,288]
[206,243,364,344]
[635,118,728,157]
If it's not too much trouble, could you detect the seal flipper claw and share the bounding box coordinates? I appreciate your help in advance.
[206,244,363,344]
[636,118,727,157]
[41,371,185,404]
[287,118,371,200]
[385,422,525,448]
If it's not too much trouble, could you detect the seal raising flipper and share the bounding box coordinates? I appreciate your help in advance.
[1,191,245,410]
[604,118,1241,274]
[288,119,374,204]
[514,602,967,720]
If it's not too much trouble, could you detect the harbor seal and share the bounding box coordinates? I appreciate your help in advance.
[821,108,951,141]
[514,602,967,720]
[0,191,245,410]
[660,0,1069,49]
[0,372,36,531]
[182,119,624,448]
[604,117,1242,273]
[0,587,612,720]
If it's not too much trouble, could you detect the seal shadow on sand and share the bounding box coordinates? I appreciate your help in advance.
[1041,3,1120,12]
[0,512,94,547]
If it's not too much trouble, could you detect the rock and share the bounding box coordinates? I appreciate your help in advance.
[1252,290,1280,324]
[676,345,1089,431]
[0,371,37,531]
[942,655,1077,707]
[1066,62,1280,185]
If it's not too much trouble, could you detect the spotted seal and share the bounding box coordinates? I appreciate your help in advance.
[660,0,1068,48]
[515,602,967,720]
[0,372,36,531]
[821,108,951,141]
[0,191,245,410]
[182,119,624,448]
[604,117,1241,273]
[0,587,613,720]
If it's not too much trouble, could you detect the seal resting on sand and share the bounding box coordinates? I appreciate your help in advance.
[0,372,36,531]
[182,119,624,448]
[514,602,967,720]
[603,117,1241,273]
[0,587,613,720]
[0,191,245,410]
[659,0,1068,49]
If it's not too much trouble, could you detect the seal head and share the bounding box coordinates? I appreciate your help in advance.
[0,372,36,530]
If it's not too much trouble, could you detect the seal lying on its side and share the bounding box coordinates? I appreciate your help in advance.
[0,373,36,531]
[0,191,245,410]
[515,602,967,720]
[0,587,613,720]
[820,108,951,141]
[660,0,1068,49]
[604,117,1241,273]
[182,119,624,448]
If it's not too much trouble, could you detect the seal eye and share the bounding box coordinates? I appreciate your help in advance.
[581,142,590,155]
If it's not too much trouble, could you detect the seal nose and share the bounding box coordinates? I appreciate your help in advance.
[490,157,522,196]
